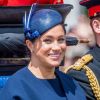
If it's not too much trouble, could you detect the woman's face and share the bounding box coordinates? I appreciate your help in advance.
[28,24,66,68]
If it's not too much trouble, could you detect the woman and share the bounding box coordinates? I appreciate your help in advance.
[0,4,86,100]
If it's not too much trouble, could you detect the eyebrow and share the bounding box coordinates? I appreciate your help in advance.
[43,35,65,38]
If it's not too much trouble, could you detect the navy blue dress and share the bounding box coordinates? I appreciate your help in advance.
[0,67,86,100]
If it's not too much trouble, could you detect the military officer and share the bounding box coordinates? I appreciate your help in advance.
[63,0,100,100]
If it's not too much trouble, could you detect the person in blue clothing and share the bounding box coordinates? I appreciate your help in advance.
[0,3,86,100]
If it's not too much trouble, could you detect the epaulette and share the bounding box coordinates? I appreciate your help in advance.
[71,54,93,70]
[60,54,93,73]
[61,54,100,100]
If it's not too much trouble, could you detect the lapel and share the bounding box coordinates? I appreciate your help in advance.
[55,69,81,100]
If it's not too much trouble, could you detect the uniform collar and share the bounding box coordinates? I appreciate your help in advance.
[90,44,100,62]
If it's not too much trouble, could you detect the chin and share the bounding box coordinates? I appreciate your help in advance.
[46,58,63,67]
[49,61,61,67]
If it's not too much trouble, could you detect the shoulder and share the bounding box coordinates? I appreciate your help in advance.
[9,67,27,81]
[1,67,27,90]
[0,67,30,100]
[65,54,93,83]
[62,54,93,73]
[56,68,74,80]
[57,69,87,100]
[57,68,84,87]
[0,67,28,99]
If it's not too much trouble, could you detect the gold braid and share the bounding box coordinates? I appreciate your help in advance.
[62,54,100,100]
[83,65,100,100]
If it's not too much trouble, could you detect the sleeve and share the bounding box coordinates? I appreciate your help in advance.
[67,69,96,100]
[0,85,16,100]
[0,88,15,100]
[0,78,23,100]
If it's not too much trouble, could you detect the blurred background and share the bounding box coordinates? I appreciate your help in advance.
[64,0,96,66]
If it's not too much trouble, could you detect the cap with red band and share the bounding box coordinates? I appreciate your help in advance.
[79,0,100,18]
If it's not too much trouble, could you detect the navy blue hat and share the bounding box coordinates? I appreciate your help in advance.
[80,0,100,18]
[24,4,73,41]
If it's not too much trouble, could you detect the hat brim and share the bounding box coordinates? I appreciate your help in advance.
[80,0,100,8]
[34,4,73,22]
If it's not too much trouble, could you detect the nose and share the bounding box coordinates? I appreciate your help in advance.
[51,41,61,51]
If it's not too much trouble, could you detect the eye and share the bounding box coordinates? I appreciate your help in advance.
[43,39,52,44]
[58,37,65,43]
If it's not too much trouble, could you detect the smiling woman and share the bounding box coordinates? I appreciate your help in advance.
[28,24,66,70]
[0,3,86,100]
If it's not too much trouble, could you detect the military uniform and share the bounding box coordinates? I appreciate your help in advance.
[66,45,100,100]
[64,0,100,100]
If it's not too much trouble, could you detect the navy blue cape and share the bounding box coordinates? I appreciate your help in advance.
[0,67,86,100]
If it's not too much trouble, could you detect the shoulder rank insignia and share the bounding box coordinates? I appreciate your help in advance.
[60,54,93,73]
